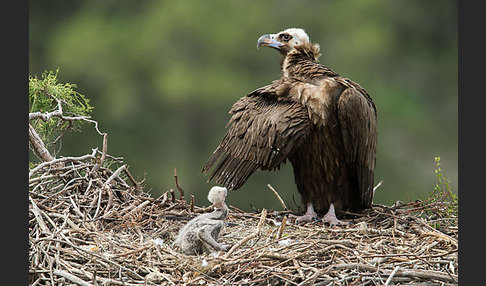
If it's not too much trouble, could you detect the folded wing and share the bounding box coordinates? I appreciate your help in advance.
[201,84,311,190]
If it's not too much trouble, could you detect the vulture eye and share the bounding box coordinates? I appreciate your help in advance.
[281,34,292,41]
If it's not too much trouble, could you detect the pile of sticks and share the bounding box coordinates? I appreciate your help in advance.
[29,148,190,285]
[29,150,458,285]
[209,204,458,285]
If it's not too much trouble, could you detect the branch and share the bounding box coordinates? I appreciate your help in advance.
[29,123,55,162]
[224,208,267,258]
[384,266,400,286]
[267,184,287,210]
[52,270,92,286]
[91,133,108,174]
[29,149,97,179]
[174,167,185,200]
[276,215,288,239]
[29,93,104,136]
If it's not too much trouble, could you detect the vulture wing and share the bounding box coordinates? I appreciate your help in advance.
[337,80,378,208]
[202,83,311,190]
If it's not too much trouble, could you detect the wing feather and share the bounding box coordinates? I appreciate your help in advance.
[202,86,310,190]
[337,85,378,207]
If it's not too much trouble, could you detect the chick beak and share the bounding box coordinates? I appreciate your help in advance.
[256,34,284,49]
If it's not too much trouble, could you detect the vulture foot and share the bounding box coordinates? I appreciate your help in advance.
[219,243,230,251]
[292,203,318,224]
[322,203,349,227]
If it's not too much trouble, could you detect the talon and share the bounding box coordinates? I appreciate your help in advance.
[322,203,348,226]
[293,203,318,224]
[295,214,317,224]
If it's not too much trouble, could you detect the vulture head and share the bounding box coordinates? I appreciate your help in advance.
[257,28,312,54]
[207,186,228,207]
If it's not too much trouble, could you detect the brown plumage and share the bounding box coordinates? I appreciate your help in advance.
[202,28,377,224]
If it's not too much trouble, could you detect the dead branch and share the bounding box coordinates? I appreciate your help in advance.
[224,208,267,258]
[29,149,97,178]
[29,123,55,162]
[91,133,108,174]
[267,184,287,210]
[276,215,287,239]
[174,167,185,199]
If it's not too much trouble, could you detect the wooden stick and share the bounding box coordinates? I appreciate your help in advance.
[30,196,50,234]
[267,184,287,210]
[224,209,267,258]
[174,167,185,199]
[29,149,97,178]
[169,189,176,203]
[190,195,195,213]
[104,164,126,186]
[91,133,108,174]
[29,123,55,162]
[53,270,93,286]
[277,216,288,239]
[384,265,400,286]
[123,167,140,191]
[373,180,383,193]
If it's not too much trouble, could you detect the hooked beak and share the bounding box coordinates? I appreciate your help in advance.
[256,34,284,49]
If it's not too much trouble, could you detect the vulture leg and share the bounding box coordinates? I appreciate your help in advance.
[294,203,318,224]
[197,224,226,253]
[322,203,349,226]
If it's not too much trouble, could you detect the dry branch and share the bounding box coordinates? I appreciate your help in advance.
[91,133,108,174]
[267,184,287,210]
[174,167,185,199]
[224,208,267,258]
[29,123,55,162]
[277,215,288,239]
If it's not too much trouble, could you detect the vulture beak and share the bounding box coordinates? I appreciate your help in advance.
[257,34,284,49]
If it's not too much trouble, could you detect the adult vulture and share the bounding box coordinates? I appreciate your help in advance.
[201,28,378,225]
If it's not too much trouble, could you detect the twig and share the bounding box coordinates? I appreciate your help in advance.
[129,200,151,214]
[123,167,140,191]
[101,164,126,217]
[29,149,97,178]
[277,216,288,239]
[91,133,108,174]
[190,195,195,213]
[104,164,127,186]
[224,208,267,258]
[114,245,152,257]
[169,189,176,203]
[174,167,185,199]
[384,265,399,286]
[29,123,55,162]
[53,270,93,286]
[373,180,384,193]
[267,184,287,210]
[29,196,50,234]
[322,263,458,283]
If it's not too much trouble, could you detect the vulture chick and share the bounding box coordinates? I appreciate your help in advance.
[202,28,377,225]
[173,186,230,255]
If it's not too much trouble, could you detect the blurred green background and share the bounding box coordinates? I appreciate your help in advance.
[29,0,457,211]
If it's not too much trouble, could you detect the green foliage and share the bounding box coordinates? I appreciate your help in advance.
[29,69,93,155]
[431,157,457,214]
[420,157,458,229]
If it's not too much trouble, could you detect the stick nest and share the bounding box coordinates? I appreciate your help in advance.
[29,153,458,285]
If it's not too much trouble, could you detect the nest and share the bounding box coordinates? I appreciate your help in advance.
[29,151,458,285]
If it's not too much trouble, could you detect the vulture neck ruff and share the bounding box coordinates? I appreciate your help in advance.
[281,43,337,80]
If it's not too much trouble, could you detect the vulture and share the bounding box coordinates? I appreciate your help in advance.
[173,186,229,255]
[201,28,377,225]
